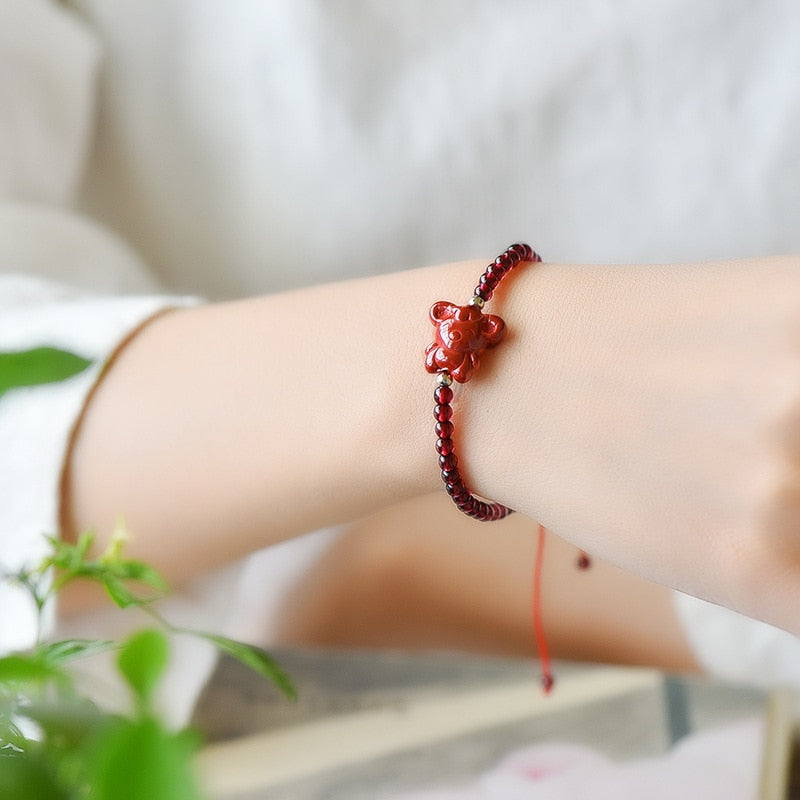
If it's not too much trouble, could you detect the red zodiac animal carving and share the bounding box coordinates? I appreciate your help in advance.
[425,301,506,383]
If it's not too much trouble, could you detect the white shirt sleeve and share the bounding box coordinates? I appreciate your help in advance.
[673,591,800,690]
[0,258,228,727]
[0,270,189,652]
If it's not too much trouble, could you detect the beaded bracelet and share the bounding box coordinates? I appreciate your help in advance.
[424,243,540,521]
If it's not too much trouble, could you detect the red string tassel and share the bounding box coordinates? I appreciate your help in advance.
[533,523,554,693]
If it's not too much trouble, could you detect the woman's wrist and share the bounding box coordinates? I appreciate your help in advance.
[462,255,800,635]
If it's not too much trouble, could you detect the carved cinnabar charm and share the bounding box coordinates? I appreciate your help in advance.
[425,301,506,383]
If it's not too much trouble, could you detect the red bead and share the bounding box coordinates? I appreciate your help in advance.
[445,479,466,496]
[435,420,454,439]
[434,385,454,404]
[443,468,461,485]
[576,551,592,570]
[494,253,511,270]
[439,453,458,471]
[481,271,500,289]
[436,437,454,456]
[434,404,453,422]
[445,471,467,489]
[541,673,555,694]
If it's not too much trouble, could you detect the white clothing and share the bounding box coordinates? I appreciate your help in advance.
[3,0,800,722]
[70,0,800,299]
[387,718,763,800]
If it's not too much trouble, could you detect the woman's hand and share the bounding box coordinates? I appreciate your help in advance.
[469,256,800,634]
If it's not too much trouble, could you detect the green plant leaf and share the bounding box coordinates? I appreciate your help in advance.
[101,577,140,609]
[36,639,117,667]
[0,716,30,753]
[86,716,204,800]
[116,629,169,711]
[0,347,92,397]
[0,654,64,686]
[45,531,169,608]
[195,633,296,700]
[104,559,169,594]
[0,751,67,800]
[18,696,105,754]
[43,532,93,573]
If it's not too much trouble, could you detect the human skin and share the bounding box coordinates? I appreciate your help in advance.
[272,492,700,672]
[62,255,800,638]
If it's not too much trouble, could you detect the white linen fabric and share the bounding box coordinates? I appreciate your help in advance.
[2,0,800,721]
[72,0,800,298]
[387,718,762,800]
[0,0,97,204]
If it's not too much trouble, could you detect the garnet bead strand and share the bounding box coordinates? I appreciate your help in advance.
[430,381,511,522]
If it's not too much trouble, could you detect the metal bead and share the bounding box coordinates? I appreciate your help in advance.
[468,295,485,308]
[436,371,453,387]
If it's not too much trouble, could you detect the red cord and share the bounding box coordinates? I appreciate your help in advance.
[533,523,554,693]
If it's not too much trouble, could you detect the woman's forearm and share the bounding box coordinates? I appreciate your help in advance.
[63,260,478,579]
